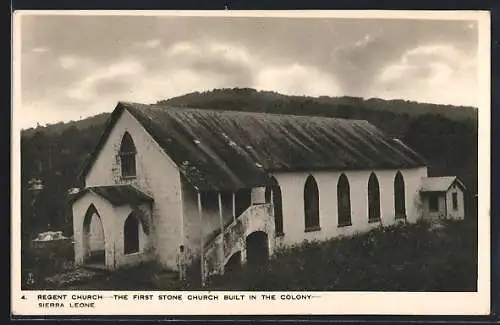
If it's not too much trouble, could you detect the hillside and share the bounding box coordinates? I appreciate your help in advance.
[20,88,478,241]
[159,88,478,134]
[22,113,110,138]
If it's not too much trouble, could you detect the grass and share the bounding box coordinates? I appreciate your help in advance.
[21,238,74,289]
[28,218,477,291]
[205,218,478,291]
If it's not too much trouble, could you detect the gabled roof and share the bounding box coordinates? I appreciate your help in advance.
[79,102,427,191]
[420,176,466,193]
[69,185,154,206]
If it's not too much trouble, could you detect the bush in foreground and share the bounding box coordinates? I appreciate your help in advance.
[206,219,477,291]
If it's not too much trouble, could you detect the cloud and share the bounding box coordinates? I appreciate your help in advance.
[164,41,252,68]
[20,37,349,129]
[19,99,103,129]
[353,34,375,48]
[368,44,477,107]
[66,59,145,100]
[58,55,86,70]
[125,41,258,102]
[48,41,257,117]
[256,64,342,97]
[20,38,346,129]
[162,40,343,97]
[127,69,237,103]
[19,17,479,130]
[159,40,255,87]
[135,39,161,49]
[329,33,397,96]
[31,47,50,53]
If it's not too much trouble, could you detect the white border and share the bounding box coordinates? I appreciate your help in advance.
[11,10,491,316]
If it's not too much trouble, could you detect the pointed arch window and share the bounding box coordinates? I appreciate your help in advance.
[368,172,381,222]
[337,173,352,227]
[394,171,406,219]
[124,214,140,254]
[120,132,137,178]
[265,177,284,235]
[304,175,320,231]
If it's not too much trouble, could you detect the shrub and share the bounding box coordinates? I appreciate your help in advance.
[205,219,477,291]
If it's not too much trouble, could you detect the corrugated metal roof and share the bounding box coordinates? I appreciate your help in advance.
[79,102,427,191]
[420,176,465,192]
[69,185,154,206]
[127,102,426,190]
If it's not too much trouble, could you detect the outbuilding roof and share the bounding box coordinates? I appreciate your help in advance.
[420,176,466,193]
[79,102,427,191]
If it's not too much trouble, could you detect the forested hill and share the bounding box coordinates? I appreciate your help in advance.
[158,88,477,133]
[22,112,110,138]
[20,88,478,238]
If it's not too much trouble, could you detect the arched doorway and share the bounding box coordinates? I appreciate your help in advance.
[83,204,105,266]
[265,177,284,235]
[124,214,140,254]
[246,231,269,266]
[224,251,242,274]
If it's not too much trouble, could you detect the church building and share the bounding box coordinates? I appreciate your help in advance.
[70,101,466,281]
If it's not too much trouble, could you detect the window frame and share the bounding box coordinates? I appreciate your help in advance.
[337,173,352,228]
[119,132,137,179]
[266,177,284,236]
[452,192,459,211]
[368,172,381,222]
[394,171,406,219]
[304,175,321,232]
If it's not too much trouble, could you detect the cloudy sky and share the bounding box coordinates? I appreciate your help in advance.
[17,13,479,129]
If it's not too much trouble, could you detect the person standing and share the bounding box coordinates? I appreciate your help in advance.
[176,244,187,282]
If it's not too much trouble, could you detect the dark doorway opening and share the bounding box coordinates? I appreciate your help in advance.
[246,231,269,266]
[224,251,242,274]
[124,214,140,254]
[235,188,252,217]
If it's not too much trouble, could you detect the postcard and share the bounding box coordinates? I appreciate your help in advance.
[11,9,491,316]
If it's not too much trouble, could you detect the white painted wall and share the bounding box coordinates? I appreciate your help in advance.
[83,109,183,269]
[271,167,428,246]
[181,178,227,265]
[88,213,104,252]
[112,204,153,268]
[72,191,154,270]
[251,187,266,204]
[73,192,118,269]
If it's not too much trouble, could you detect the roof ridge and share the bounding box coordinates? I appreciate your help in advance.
[121,101,371,124]
[79,100,427,191]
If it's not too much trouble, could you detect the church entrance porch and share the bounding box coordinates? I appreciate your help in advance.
[71,185,155,271]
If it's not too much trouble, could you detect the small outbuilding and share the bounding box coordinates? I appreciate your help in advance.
[420,176,466,220]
